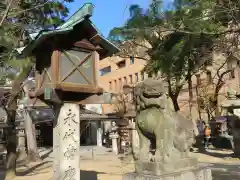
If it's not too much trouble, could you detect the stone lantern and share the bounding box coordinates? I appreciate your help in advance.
[16,3,119,180]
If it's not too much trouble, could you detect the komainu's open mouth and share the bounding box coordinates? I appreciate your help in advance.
[142,87,163,98]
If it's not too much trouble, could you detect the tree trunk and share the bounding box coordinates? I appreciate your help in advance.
[4,82,19,180]
[206,107,211,122]
[24,110,40,162]
[213,88,220,117]
[213,98,220,117]
[167,79,181,112]
[195,86,202,120]
[213,70,231,117]
[170,95,180,111]
[188,75,193,119]
[4,123,17,180]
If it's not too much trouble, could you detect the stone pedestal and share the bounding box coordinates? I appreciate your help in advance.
[97,121,103,147]
[110,134,119,155]
[233,136,240,156]
[130,122,139,152]
[17,126,27,161]
[24,109,40,161]
[135,158,198,175]
[53,103,80,180]
[230,112,240,156]
[123,164,212,180]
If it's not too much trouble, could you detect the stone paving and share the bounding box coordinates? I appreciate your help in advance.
[0,147,240,180]
[189,148,240,180]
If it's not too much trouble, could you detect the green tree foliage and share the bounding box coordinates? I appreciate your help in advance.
[16,0,74,27]
[0,1,74,179]
[109,0,218,111]
[0,0,75,83]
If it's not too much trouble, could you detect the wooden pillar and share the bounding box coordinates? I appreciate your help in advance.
[53,103,80,180]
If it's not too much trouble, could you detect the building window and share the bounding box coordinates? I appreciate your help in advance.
[206,71,212,85]
[130,56,134,64]
[128,91,134,102]
[100,66,111,76]
[109,81,112,90]
[116,60,126,68]
[135,72,139,82]
[123,77,127,85]
[141,72,144,81]
[129,75,133,84]
[114,80,117,90]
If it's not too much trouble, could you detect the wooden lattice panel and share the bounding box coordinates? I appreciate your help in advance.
[60,50,96,86]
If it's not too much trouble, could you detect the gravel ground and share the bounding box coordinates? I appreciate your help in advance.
[190,148,240,180]
[0,147,239,180]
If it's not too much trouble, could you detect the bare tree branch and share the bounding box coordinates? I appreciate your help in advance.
[0,0,14,27]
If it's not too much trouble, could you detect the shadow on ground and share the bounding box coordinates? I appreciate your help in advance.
[0,164,105,179]
[41,149,53,160]
[0,171,4,179]
[17,161,51,176]
[193,147,236,159]
[210,163,240,180]
[81,170,105,180]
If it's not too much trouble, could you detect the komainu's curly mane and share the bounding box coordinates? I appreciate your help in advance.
[134,78,173,112]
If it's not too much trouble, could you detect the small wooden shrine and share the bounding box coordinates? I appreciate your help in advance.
[17,3,119,104]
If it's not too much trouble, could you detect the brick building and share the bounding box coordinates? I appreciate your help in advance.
[99,56,148,114]
[99,52,240,122]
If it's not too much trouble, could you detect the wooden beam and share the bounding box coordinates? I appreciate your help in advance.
[77,93,117,104]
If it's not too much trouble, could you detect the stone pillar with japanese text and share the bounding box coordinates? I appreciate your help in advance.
[53,103,80,180]
[53,109,60,180]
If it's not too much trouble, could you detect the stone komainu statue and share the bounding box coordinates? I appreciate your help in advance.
[133,78,195,164]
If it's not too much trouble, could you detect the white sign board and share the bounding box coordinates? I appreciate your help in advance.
[234,109,240,117]
[85,104,103,114]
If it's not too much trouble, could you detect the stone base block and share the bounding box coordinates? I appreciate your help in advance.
[135,158,198,175]
[123,165,212,180]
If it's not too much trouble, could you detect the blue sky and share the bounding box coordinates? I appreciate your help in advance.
[66,0,172,38]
